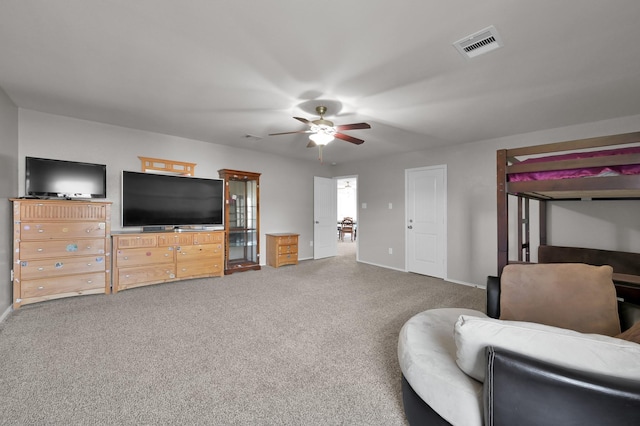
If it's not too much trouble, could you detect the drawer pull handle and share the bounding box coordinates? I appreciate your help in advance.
[38,286,44,290]
[165,253,170,257]
[124,256,129,260]
[86,229,92,233]
[87,263,92,266]
[38,229,44,233]
[87,280,93,284]
[37,248,44,252]
[37,267,44,271]
[125,274,130,278]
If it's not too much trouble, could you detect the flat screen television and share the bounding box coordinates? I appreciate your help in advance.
[121,171,224,229]
[25,156,107,199]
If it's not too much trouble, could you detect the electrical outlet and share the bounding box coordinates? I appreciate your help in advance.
[310,240,313,247]
[388,203,393,209]
[388,248,393,255]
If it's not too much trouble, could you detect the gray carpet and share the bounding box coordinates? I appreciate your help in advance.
[0,242,485,425]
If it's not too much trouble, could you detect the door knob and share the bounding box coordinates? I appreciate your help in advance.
[407,225,413,229]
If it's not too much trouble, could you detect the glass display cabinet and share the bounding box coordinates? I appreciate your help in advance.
[218,169,261,274]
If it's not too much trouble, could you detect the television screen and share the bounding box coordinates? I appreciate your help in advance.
[26,156,107,199]
[121,171,224,228]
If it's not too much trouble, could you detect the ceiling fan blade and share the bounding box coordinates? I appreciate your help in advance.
[294,117,313,125]
[269,130,312,136]
[335,133,365,145]
[307,140,317,148]
[336,122,371,131]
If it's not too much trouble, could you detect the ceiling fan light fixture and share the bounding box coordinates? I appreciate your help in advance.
[309,122,336,145]
[268,105,370,160]
[309,132,334,145]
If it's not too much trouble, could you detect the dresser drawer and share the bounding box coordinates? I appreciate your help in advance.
[275,235,298,245]
[176,260,223,278]
[277,244,297,255]
[20,239,106,260]
[18,202,108,221]
[158,233,193,247]
[116,247,174,267]
[114,234,157,249]
[276,252,298,266]
[193,232,224,245]
[177,244,222,261]
[20,221,106,240]
[117,265,176,288]
[21,273,105,298]
[20,255,107,280]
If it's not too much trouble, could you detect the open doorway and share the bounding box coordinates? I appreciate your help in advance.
[337,176,357,259]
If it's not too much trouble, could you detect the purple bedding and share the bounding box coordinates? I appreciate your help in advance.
[509,146,640,182]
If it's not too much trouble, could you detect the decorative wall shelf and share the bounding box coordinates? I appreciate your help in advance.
[139,156,196,176]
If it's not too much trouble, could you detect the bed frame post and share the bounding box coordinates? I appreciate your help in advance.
[539,200,547,246]
[517,198,530,262]
[497,149,508,275]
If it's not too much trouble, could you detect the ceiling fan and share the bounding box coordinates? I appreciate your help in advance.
[269,106,371,162]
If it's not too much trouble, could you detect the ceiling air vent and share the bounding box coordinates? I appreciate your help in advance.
[453,25,503,59]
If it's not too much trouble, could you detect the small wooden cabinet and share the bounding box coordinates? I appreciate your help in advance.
[218,169,261,274]
[266,233,299,268]
[112,230,224,292]
[11,199,112,308]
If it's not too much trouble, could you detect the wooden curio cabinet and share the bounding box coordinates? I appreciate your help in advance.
[218,169,261,274]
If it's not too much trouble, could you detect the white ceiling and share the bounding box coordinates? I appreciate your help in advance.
[2,1,640,165]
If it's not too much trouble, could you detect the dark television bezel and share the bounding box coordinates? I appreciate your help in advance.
[25,156,107,199]
[120,170,225,229]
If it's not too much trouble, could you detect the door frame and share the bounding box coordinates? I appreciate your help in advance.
[336,175,358,256]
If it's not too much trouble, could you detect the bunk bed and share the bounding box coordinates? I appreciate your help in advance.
[497,131,640,304]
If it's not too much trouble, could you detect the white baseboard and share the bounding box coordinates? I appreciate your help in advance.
[298,256,487,289]
[0,305,12,324]
[446,278,486,289]
[356,259,406,272]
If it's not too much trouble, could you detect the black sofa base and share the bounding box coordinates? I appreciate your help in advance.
[401,374,451,426]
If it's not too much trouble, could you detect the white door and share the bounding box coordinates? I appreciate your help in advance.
[314,176,337,259]
[405,166,446,278]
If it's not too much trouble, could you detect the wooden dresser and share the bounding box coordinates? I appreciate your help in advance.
[11,199,112,309]
[266,233,299,268]
[112,230,225,292]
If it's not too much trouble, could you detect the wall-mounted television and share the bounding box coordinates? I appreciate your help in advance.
[25,156,107,199]
[121,171,224,229]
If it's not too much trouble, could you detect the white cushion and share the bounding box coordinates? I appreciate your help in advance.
[454,315,640,383]
[398,308,487,426]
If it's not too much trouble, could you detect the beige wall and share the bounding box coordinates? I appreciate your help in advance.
[14,108,640,289]
[334,114,640,286]
[17,109,330,263]
[0,87,19,318]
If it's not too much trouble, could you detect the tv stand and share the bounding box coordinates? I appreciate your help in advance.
[112,230,225,292]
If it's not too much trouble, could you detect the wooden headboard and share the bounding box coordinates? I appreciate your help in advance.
[538,245,640,304]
